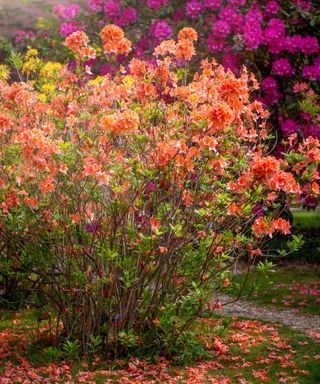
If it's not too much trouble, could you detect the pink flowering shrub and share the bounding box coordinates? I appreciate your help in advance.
[1,26,319,354]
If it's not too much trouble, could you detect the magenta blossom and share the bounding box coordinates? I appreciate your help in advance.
[104,0,121,19]
[280,119,300,137]
[212,20,231,39]
[59,22,82,37]
[300,36,319,55]
[147,0,170,10]
[261,77,281,105]
[203,0,222,9]
[265,0,280,16]
[117,8,137,27]
[15,31,26,43]
[87,0,103,12]
[54,4,81,20]
[150,20,172,44]
[227,0,245,7]
[186,0,203,19]
[272,58,295,77]
[243,7,263,50]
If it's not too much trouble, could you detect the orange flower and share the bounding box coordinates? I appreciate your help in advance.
[24,197,39,210]
[252,217,274,237]
[312,182,319,194]
[153,40,176,57]
[227,203,242,216]
[100,25,131,56]
[115,38,132,56]
[178,27,198,42]
[159,246,168,254]
[271,218,291,235]
[79,46,96,60]
[100,24,124,46]
[175,39,195,61]
[208,102,234,132]
[129,58,147,78]
[64,31,89,54]
[40,176,55,194]
[116,110,139,133]
[150,216,160,229]
[251,156,280,180]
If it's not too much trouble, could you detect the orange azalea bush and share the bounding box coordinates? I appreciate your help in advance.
[0,26,319,355]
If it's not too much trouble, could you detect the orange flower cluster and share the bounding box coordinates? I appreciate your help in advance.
[252,217,292,237]
[100,24,132,56]
[100,109,139,134]
[64,30,96,59]
[154,27,197,61]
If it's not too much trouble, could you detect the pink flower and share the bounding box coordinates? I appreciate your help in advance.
[261,76,281,105]
[284,35,303,53]
[203,0,222,10]
[296,0,313,12]
[186,0,203,19]
[219,6,241,27]
[302,64,320,81]
[147,0,169,10]
[59,22,82,37]
[149,20,172,44]
[15,30,26,43]
[243,7,263,50]
[117,8,137,27]
[207,35,225,53]
[104,0,121,19]
[272,58,294,77]
[87,0,103,12]
[265,0,280,16]
[173,7,186,22]
[212,20,231,39]
[280,119,300,137]
[227,0,245,7]
[222,52,241,73]
[300,36,319,55]
[54,4,81,20]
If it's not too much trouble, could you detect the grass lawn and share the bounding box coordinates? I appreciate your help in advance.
[0,309,319,383]
[227,264,320,316]
[291,209,320,230]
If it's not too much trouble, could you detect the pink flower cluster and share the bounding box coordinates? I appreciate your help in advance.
[302,56,320,81]
[53,4,81,20]
[103,1,137,27]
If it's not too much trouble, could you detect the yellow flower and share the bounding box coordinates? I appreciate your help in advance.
[22,47,41,76]
[25,46,39,59]
[36,17,45,29]
[122,75,135,86]
[37,93,47,102]
[0,64,10,81]
[88,76,104,86]
[40,62,62,78]
[42,83,55,94]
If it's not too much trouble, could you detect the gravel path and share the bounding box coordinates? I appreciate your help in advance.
[220,294,320,335]
[0,0,84,38]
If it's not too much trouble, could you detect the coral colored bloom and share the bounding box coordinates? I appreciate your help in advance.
[64,30,89,53]
[100,24,131,56]
[175,39,195,61]
[271,218,291,235]
[178,27,198,42]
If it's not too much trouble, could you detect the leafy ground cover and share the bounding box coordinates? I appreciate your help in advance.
[227,264,320,316]
[0,309,319,383]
